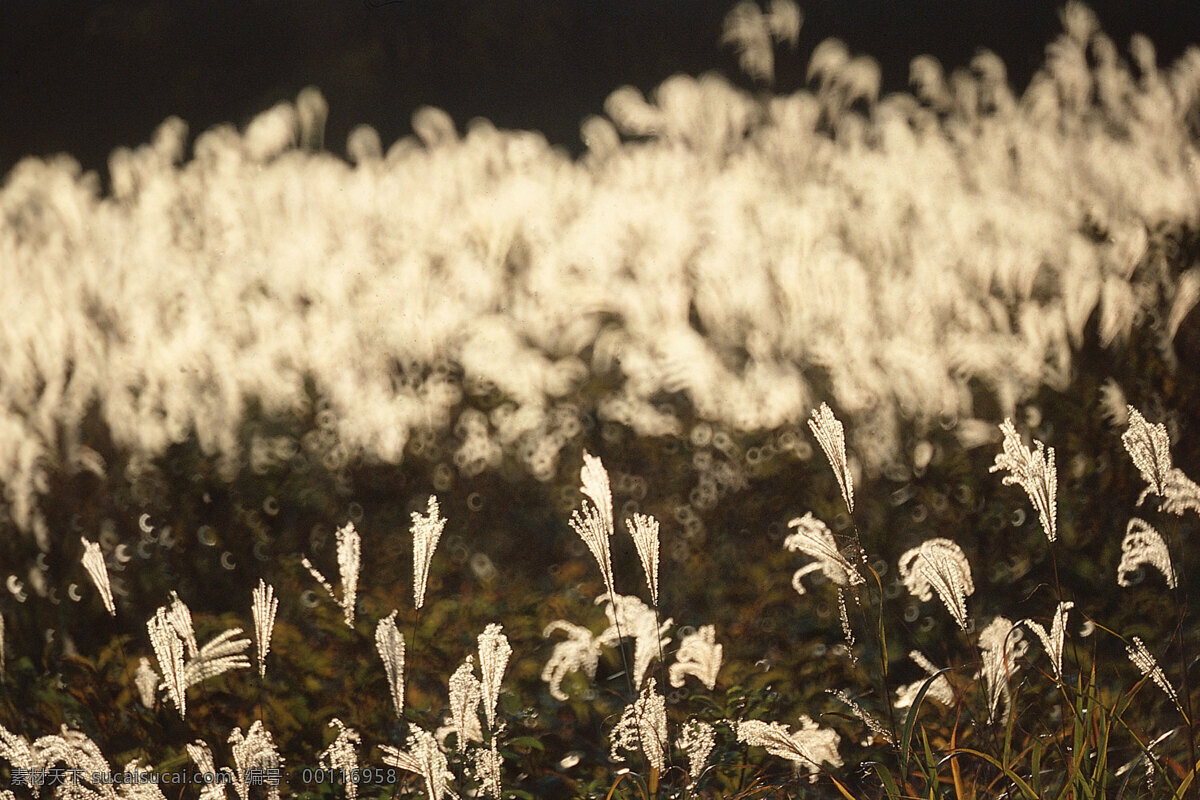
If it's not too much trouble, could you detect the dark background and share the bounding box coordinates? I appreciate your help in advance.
[2,0,1199,183]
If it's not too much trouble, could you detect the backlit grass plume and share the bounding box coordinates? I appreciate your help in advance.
[990,418,1058,542]
[252,579,278,679]
[898,538,974,630]
[318,720,362,800]
[380,726,457,800]
[1118,518,1177,589]
[375,610,406,717]
[1021,600,1074,681]
[809,403,854,514]
[1123,406,1200,516]
[668,624,722,691]
[610,677,668,774]
[1127,636,1185,717]
[411,496,447,611]
[80,537,116,616]
[476,623,511,731]
[737,717,843,782]
[783,512,863,595]
[570,452,616,604]
[626,512,660,606]
[977,616,1028,725]
[302,521,361,627]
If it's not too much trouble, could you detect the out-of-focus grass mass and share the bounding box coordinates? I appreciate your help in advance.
[3,2,1200,798]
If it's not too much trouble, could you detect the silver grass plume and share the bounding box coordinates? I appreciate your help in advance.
[122,759,170,800]
[449,656,483,751]
[809,403,854,514]
[599,593,673,689]
[375,610,406,718]
[609,677,668,774]
[677,720,715,785]
[541,620,604,701]
[895,651,954,708]
[721,0,801,84]
[166,591,199,658]
[380,725,458,800]
[1020,601,1074,681]
[627,513,660,606]
[668,625,722,691]
[183,627,251,689]
[570,452,616,604]
[147,606,188,717]
[252,579,278,679]
[1118,519,1177,589]
[81,537,116,616]
[477,623,511,732]
[1127,636,1183,714]
[990,419,1058,542]
[411,496,447,611]
[302,521,360,626]
[898,538,975,630]
[737,717,842,781]
[0,724,115,800]
[134,658,158,709]
[977,616,1028,725]
[318,720,361,800]
[186,740,227,800]
[828,689,893,744]
[1124,406,1200,516]
[784,513,863,595]
[1124,406,1174,498]
[472,743,504,800]
[226,721,284,800]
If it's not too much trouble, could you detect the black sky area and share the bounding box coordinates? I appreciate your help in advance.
[1,0,1199,183]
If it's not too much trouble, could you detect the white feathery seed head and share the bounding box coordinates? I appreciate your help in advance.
[809,403,855,514]
[183,627,251,689]
[609,677,668,774]
[135,657,159,709]
[678,719,716,784]
[1122,408,1200,516]
[81,537,116,616]
[1127,636,1183,713]
[380,726,458,800]
[541,620,604,701]
[737,717,843,781]
[977,616,1028,725]
[1123,406,1173,497]
[186,740,226,800]
[990,419,1058,542]
[477,623,511,731]
[571,452,616,602]
[668,624,723,691]
[1118,518,1176,589]
[598,593,673,689]
[412,496,447,611]
[252,579,278,679]
[627,513,660,606]
[784,512,863,595]
[318,719,361,800]
[226,721,284,800]
[166,591,199,659]
[895,651,954,708]
[472,742,504,800]
[147,606,188,717]
[898,538,975,630]
[449,656,483,751]
[375,610,406,718]
[1021,601,1074,680]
